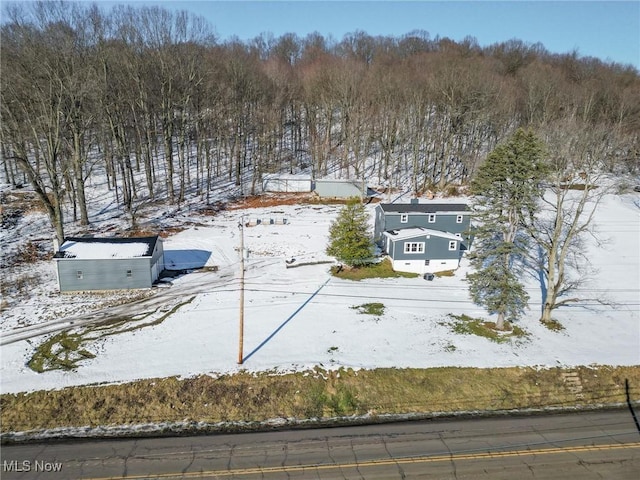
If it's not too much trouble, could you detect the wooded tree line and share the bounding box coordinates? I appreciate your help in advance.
[1,2,639,243]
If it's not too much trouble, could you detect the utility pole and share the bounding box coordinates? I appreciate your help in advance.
[237,216,245,365]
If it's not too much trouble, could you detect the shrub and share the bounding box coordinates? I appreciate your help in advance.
[351,303,385,316]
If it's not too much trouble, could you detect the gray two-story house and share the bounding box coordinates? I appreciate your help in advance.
[374,201,471,274]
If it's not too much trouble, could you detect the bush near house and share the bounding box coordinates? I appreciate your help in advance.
[331,258,419,280]
[326,198,373,267]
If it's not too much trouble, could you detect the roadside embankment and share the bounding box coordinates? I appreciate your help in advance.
[2,365,639,443]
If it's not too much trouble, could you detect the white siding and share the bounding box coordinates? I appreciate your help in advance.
[262,176,312,192]
[391,258,460,275]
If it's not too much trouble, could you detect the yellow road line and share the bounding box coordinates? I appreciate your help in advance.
[83,442,640,479]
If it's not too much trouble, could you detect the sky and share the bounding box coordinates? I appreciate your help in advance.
[91,0,640,69]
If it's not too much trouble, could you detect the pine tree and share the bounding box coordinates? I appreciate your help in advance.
[467,129,547,329]
[326,197,373,267]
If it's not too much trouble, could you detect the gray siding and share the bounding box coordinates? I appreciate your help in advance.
[390,235,461,261]
[385,212,470,234]
[150,240,165,280]
[375,208,471,244]
[57,257,153,291]
[374,205,386,241]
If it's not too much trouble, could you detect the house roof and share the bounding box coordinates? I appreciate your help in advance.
[383,228,462,242]
[379,202,469,214]
[54,236,159,259]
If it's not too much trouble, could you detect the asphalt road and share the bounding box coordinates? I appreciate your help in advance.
[2,410,639,479]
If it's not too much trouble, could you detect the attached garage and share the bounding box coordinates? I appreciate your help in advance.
[54,236,164,292]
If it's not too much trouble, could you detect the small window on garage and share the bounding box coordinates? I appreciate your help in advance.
[428,214,436,223]
[456,214,463,223]
[400,213,408,223]
[76,270,83,280]
[448,240,457,251]
[126,269,133,277]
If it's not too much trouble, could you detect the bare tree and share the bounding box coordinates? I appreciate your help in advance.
[1,7,71,243]
[525,122,620,326]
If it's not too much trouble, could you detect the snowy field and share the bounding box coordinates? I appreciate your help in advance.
[1,189,639,395]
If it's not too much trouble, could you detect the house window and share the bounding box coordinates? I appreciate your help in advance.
[448,241,457,251]
[456,214,464,224]
[126,269,133,277]
[400,213,408,223]
[428,214,436,223]
[404,242,425,254]
[76,270,83,280]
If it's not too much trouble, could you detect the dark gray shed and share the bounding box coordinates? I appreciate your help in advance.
[54,236,164,292]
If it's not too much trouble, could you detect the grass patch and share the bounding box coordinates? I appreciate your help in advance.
[351,302,385,316]
[443,314,529,344]
[2,366,639,434]
[27,332,96,373]
[331,258,419,281]
[434,270,456,277]
[560,183,599,191]
[541,318,565,332]
[26,297,196,373]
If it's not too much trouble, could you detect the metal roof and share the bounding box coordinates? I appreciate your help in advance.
[54,236,159,259]
[378,203,469,213]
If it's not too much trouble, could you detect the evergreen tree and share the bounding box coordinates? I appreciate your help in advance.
[326,197,373,267]
[467,129,547,329]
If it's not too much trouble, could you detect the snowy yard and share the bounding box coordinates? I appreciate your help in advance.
[1,192,639,395]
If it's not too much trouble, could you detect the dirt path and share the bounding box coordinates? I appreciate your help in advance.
[0,265,238,346]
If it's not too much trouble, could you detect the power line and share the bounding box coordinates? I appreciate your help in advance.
[5,281,639,309]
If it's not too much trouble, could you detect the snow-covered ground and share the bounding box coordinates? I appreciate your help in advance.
[1,189,639,395]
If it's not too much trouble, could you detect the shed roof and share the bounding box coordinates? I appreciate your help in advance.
[383,228,461,242]
[315,178,364,184]
[262,173,312,181]
[379,202,469,213]
[54,236,159,259]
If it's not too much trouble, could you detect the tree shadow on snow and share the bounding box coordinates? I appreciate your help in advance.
[520,244,548,315]
[242,278,331,363]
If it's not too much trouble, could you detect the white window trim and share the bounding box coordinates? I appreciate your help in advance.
[428,214,436,223]
[456,214,464,224]
[400,213,408,223]
[448,240,457,251]
[404,242,425,254]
